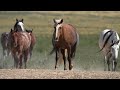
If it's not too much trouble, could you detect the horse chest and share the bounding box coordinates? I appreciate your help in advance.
[55,40,68,49]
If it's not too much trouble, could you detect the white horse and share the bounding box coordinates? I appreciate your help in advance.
[99,29,120,71]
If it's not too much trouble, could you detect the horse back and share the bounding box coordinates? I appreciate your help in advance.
[13,32,31,50]
[20,32,31,49]
[30,33,36,46]
[62,24,78,44]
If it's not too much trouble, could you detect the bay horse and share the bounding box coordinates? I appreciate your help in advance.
[25,29,36,59]
[1,32,11,59]
[9,29,31,69]
[14,19,25,32]
[50,19,79,70]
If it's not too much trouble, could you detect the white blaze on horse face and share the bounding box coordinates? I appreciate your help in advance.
[18,22,25,31]
[55,24,61,41]
[55,19,62,24]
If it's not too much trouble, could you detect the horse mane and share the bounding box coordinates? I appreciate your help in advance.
[68,24,77,30]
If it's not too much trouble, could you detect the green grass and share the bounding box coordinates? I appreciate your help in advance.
[1,11,120,71]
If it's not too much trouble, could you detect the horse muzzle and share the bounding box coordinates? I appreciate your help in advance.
[55,38,59,42]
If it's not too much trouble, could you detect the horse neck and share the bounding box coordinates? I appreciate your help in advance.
[61,26,65,39]
[14,25,24,32]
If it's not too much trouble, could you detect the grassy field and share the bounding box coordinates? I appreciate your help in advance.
[0,11,120,71]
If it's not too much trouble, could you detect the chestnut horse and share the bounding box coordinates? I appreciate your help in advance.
[25,29,36,59]
[9,29,31,69]
[50,19,79,70]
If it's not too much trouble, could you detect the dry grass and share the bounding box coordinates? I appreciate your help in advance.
[0,69,120,79]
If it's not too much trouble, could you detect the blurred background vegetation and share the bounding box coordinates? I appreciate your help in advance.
[0,11,120,71]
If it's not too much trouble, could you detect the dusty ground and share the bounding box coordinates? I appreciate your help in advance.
[0,69,120,79]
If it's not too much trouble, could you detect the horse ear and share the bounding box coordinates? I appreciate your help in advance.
[60,19,63,24]
[25,29,27,32]
[53,19,56,23]
[21,19,23,22]
[16,18,18,22]
[116,40,120,44]
[11,28,13,32]
[25,29,28,32]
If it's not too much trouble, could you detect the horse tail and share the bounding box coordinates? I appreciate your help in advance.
[73,33,79,58]
[49,47,55,55]
[76,32,79,46]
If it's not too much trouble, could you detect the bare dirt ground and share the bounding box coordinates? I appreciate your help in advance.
[0,69,120,79]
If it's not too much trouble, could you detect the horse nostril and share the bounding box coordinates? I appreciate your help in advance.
[55,37,58,41]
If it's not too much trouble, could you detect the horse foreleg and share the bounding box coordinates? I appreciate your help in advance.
[107,60,110,71]
[55,50,58,69]
[61,49,67,70]
[24,50,29,69]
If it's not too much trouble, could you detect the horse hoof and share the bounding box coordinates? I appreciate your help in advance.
[55,66,58,70]
[64,68,67,70]
[69,65,73,70]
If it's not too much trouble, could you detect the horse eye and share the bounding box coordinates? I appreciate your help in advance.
[59,27,62,30]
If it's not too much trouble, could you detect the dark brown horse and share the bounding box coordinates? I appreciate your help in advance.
[1,32,11,59]
[50,19,79,70]
[9,29,31,69]
[25,29,36,59]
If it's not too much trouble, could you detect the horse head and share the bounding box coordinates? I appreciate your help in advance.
[14,18,25,32]
[25,29,33,33]
[53,19,63,42]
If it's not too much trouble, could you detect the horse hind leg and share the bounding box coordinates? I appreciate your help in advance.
[3,49,7,60]
[71,43,77,58]
[14,57,19,69]
[67,48,73,70]
[112,60,117,71]
[24,50,29,69]
[7,49,11,56]
[24,56,27,69]
[107,60,110,71]
[29,47,33,60]
[114,61,117,71]
[104,56,107,71]
[30,51,32,60]
[19,54,23,69]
